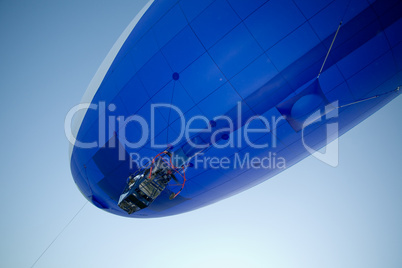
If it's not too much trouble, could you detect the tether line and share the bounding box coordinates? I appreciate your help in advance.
[30,202,87,268]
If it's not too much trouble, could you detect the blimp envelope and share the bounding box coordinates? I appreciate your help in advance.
[69,0,402,217]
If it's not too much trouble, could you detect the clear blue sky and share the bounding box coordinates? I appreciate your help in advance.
[0,1,401,267]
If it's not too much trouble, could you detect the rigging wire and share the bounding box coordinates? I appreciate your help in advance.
[334,86,400,109]
[30,202,87,268]
[317,22,342,78]
[317,0,353,78]
[166,81,176,145]
[147,150,187,199]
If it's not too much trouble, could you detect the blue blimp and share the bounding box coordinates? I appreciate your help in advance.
[68,0,402,218]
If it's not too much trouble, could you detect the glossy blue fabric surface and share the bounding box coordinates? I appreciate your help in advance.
[71,0,402,217]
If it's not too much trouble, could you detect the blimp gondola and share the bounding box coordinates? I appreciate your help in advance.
[67,0,402,217]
